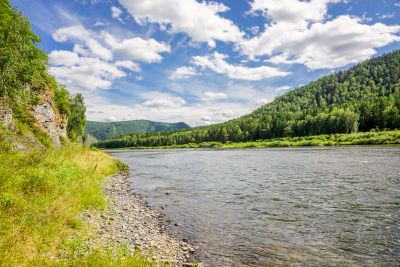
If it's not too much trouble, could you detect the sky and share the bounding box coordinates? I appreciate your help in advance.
[11,0,400,126]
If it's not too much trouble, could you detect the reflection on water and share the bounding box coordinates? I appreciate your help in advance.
[109,147,400,266]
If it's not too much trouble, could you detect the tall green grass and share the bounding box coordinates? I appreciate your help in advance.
[0,127,151,266]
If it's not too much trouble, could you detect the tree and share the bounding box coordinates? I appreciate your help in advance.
[67,94,86,141]
[0,1,47,101]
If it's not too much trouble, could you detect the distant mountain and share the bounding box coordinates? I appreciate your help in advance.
[86,120,190,141]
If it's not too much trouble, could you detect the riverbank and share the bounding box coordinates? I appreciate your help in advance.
[0,133,196,266]
[82,173,197,266]
[105,130,400,150]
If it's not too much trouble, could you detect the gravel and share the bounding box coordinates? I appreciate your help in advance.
[82,174,200,266]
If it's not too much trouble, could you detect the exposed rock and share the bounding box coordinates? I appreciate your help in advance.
[30,92,68,147]
[1,91,68,148]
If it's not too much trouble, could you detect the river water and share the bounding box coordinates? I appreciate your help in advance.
[109,147,400,266]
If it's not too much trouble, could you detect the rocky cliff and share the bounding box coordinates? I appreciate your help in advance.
[0,91,68,148]
[30,90,68,147]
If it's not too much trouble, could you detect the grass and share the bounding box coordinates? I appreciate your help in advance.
[120,130,400,150]
[0,126,151,266]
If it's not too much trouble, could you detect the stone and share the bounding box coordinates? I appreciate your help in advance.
[30,95,68,147]
[80,174,197,265]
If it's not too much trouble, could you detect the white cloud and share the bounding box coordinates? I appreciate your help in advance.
[395,2,400,7]
[191,52,290,80]
[140,96,186,109]
[48,50,126,92]
[269,16,400,69]
[202,91,228,101]
[86,98,252,126]
[241,0,400,69]
[84,78,293,126]
[115,60,141,72]
[111,6,123,20]
[104,33,170,63]
[118,0,243,47]
[53,25,113,61]
[53,25,170,64]
[50,25,171,92]
[250,0,341,26]
[169,66,198,80]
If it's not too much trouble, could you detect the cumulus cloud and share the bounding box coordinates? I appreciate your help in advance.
[250,0,341,25]
[53,25,113,61]
[48,50,125,91]
[169,66,198,80]
[202,91,228,101]
[115,60,141,72]
[265,16,400,69]
[118,0,243,47]
[104,33,170,63]
[191,52,290,80]
[49,24,170,92]
[241,0,400,69]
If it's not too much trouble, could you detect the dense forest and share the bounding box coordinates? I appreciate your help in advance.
[0,1,86,143]
[86,120,189,141]
[96,50,400,148]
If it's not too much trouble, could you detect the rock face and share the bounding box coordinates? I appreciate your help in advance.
[31,99,68,147]
[0,92,68,148]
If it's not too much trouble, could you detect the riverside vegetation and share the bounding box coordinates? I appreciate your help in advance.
[1,1,192,266]
[0,126,150,266]
[109,130,400,149]
[95,50,400,149]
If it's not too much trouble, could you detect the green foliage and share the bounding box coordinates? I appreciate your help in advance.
[68,94,86,141]
[96,50,400,149]
[54,84,70,117]
[115,160,130,175]
[123,130,400,149]
[1,0,87,145]
[86,120,190,141]
[59,245,151,267]
[0,126,152,266]
[0,1,47,101]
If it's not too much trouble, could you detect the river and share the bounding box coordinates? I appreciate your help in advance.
[109,146,400,266]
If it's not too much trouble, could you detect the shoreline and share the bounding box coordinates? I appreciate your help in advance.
[83,174,198,266]
[95,130,400,150]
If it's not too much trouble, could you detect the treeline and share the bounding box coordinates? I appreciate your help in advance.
[96,50,400,149]
[0,0,86,142]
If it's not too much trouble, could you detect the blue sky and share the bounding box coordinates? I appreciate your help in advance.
[11,0,400,125]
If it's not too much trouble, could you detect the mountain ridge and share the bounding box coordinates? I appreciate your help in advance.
[86,120,190,141]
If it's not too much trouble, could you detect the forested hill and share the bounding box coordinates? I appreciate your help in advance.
[86,120,190,141]
[96,50,400,148]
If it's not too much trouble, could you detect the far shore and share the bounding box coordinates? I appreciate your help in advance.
[96,130,400,150]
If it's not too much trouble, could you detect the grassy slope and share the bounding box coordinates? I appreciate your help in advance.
[0,127,150,266]
[121,130,400,149]
[86,120,190,141]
